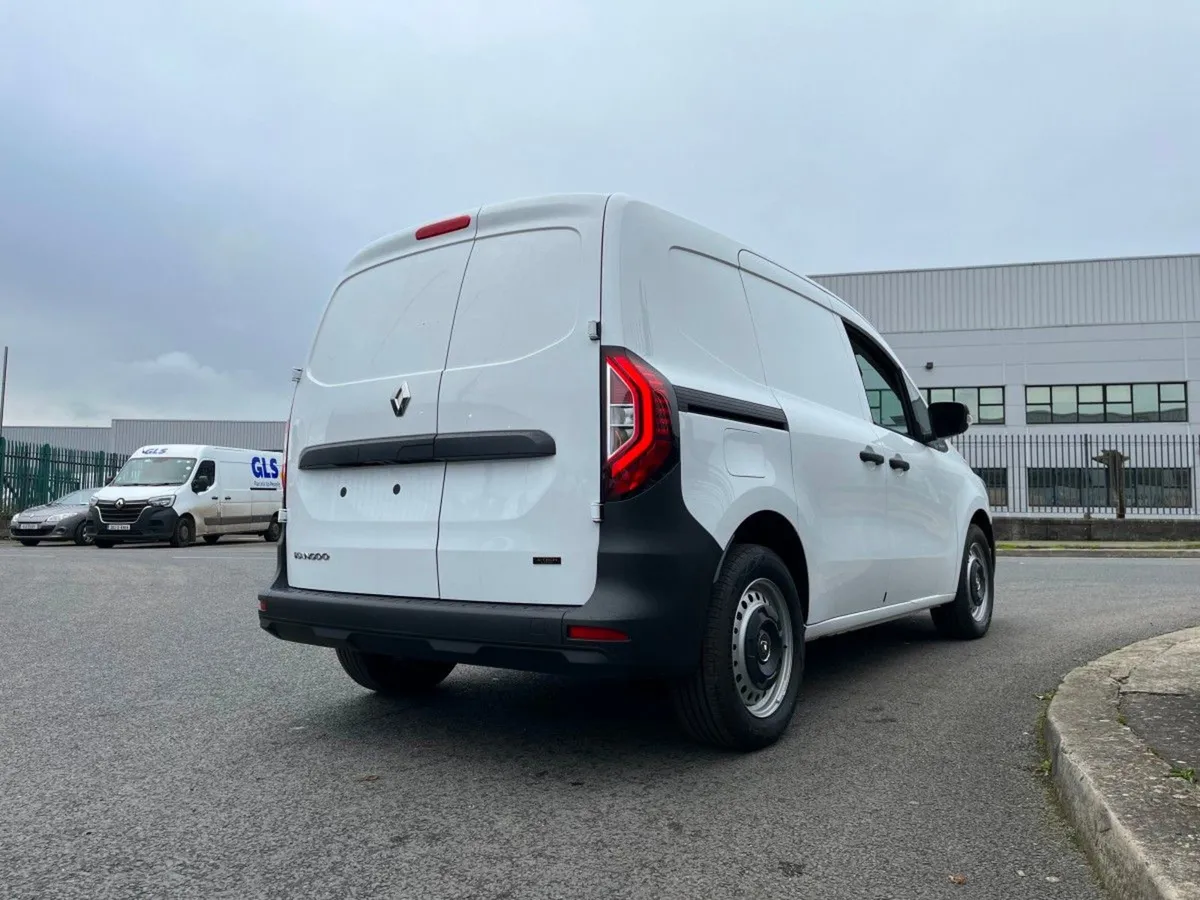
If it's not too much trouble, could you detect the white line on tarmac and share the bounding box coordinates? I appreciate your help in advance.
[171,554,276,560]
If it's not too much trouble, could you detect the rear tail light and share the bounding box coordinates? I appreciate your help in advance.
[603,348,677,501]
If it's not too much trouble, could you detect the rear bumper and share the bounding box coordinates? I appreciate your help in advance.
[258,467,723,676]
[89,507,179,542]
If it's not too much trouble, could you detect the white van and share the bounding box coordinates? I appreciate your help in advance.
[90,444,283,548]
[259,194,994,750]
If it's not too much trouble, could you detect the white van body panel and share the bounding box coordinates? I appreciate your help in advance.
[286,213,479,598]
[736,259,896,625]
[436,196,604,605]
[599,197,798,553]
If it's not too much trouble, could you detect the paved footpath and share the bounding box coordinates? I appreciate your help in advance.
[1046,626,1200,900]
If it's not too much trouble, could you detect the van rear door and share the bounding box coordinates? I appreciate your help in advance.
[285,213,479,597]
[435,196,605,605]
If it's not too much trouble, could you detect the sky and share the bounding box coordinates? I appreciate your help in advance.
[1,0,1198,426]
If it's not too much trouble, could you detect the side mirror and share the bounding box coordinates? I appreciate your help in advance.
[928,401,970,439]
[193,476,210,493]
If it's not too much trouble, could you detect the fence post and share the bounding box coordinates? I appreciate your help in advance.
[35,444,52,506]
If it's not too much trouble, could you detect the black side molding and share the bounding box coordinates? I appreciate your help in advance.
[298,430,556,470]
[674,387,788,431]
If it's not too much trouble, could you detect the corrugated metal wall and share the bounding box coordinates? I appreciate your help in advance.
[0,421,285,454]
[0,427,114,453]
[111,420,285,454]
[811,254,1200,334]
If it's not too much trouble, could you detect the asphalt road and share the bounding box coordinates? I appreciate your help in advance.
[2,543,1198,900]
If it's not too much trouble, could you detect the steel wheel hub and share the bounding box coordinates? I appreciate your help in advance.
[967,544,990,622]
[731,577,794,719]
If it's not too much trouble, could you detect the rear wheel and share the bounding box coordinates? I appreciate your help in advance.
[335,648,456,696]
[169,515,195,548]
[18,539,40,547]
[263,518,282,543]
[203,535,220,545]
[74,520,95,546]
[670,544,805,751]
[930,523,994,640]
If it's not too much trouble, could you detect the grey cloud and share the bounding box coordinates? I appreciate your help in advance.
[1,0,1198,424]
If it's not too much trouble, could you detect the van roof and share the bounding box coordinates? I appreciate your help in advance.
[131,444,277,457]
[344,193,882,341]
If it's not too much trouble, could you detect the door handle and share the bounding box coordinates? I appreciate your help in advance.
[224,496,232,500]
[889,455,910,471]
[859,447,885,466]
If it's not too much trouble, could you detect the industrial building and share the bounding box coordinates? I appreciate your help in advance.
[4,253,1197,517]
[812,252,1200,515]
[1,419,285,456]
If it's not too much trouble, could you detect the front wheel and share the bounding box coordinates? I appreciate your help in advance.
[670,544,805,751]
[335,648,456,696]
[74,520,95,546]
[169,515,195,548]
[930,523,994,640]
[263,519,282,543]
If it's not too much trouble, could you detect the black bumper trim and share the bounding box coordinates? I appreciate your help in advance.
[89,507,180,542]
[258,464,724,677]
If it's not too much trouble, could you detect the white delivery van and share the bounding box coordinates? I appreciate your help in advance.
[90,444,283,548]
[259,194,994,750]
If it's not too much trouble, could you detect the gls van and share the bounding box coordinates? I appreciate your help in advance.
[258,194,995,751]
[90,444,283,548]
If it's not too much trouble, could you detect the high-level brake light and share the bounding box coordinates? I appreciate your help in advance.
[415,215,471,240]
[603,349,676,501]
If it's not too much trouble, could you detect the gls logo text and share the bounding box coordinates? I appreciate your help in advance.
[251,457,280,479]
[294,552,329,561]
[142,447,168,455]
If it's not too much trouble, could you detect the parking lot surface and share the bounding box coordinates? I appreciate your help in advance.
[2,542,1198,900]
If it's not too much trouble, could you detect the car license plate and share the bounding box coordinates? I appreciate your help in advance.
[17,523,38,530]
[107,524,131,531]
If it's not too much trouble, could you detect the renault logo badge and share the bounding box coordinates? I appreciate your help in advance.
[116,498,125,508]
[391,382,411,417]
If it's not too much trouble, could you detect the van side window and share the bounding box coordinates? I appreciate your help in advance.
[844,325,917,439]
[195,460,216,486]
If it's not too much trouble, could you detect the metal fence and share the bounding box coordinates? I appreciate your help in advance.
[953,433,1200,517]
[0,438,128,514]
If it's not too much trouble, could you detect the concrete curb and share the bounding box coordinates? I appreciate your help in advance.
[1045,628,1200,900]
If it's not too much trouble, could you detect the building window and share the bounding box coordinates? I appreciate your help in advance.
[1123,467,1194,509]
[972,467,1009,507]
[1025,383,1188,424]
[1026,466,1193,509]
[921,386,1005,425]
[1027,467,1109,508]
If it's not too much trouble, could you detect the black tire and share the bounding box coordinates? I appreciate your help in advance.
[74,520,95,546]
[203,535,220,545]
[670,544,805,751]
[94,540,114,549]
[336,648,456,696]
[263,518,282,543]
[930,523,994,640]
[169,515,195,548]
[18,539,40,547]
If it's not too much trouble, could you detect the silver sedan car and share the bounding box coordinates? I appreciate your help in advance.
[8,489,99,546]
